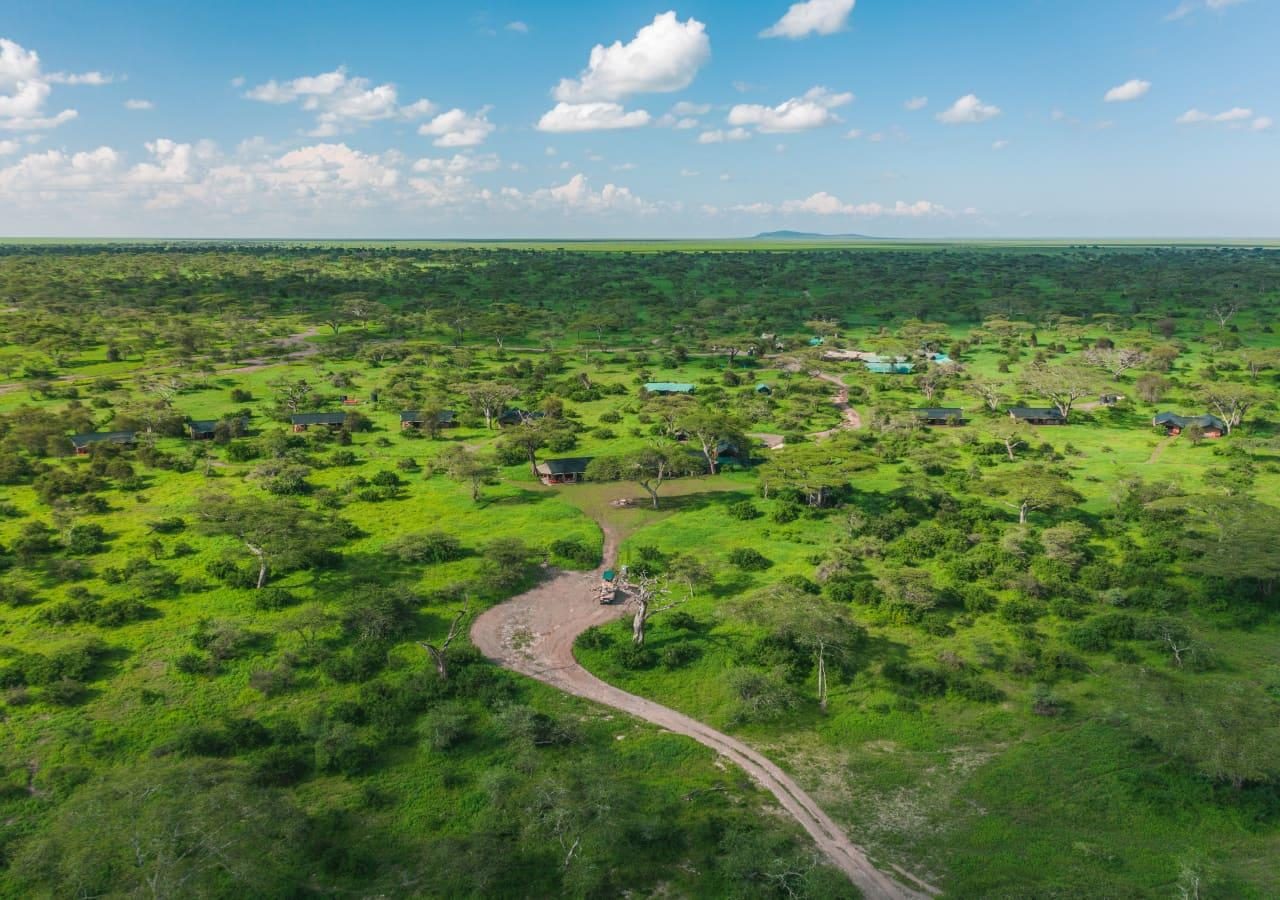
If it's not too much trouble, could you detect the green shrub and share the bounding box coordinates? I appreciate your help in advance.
[548,538,598,568]
[660,642,701,669]
[728,500,761,520]
[386,531,464,564]
[728,548,772,571]
[252,588,297,611]
[615,643,657,670]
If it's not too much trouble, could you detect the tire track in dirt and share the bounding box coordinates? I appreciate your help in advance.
[471,523,937,899]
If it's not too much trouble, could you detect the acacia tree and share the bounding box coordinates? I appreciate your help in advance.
[267,376,315,416]
[984,466,1082,524]
[1084,347,1147,379]
[500,418,562,478]
[735,585,865,712]
[913,363,953,403]
[1241,348,1280,382]
[1164,496,1280,595]
[970,378,1005,412]
[676,407,747,475]
[756,441,874,507]
[645,394,695,437]
[11,759,310,898]
[1198,383,1262,435]
[992,419,1031,461]
[586,443,699,509]
[461,381,519,430]
[437,445,496,502]
[1022,363,1097,419]
[1208,300,1243,329]
[197,494,346,588]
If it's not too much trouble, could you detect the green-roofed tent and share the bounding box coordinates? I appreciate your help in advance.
[644,382,696,395]
[1008,407,1067,425]
[535,457,595,484]
[70,431,136,454]
[910,408,965,425]
[290,412,348,431]
[865,361,914,374]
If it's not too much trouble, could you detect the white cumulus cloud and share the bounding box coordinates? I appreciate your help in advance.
[936,94,1001,124]
[904,96,928,111]
[537,102,651,133]
[244,67,433,136]
[531,173,653,214]
[1176,106,1255,125]
[553,12,710,103]
[412,153,501,175]
[761,0,856,39]
[0,38,89,131]
[1104,79,1151,102]
[419,107,495,147]
[728,86,853,133]
[698,127,751,144]
[124,98,154,110]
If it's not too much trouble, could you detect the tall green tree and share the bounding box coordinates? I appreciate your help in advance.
[586,442,700,509]
[197,494,346,588]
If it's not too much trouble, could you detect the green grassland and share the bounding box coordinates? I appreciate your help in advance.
[1,242,1279,897]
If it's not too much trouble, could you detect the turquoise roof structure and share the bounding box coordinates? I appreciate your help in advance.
[645,382,696,394]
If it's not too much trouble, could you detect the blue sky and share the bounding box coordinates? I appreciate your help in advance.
[1,0,1276,237]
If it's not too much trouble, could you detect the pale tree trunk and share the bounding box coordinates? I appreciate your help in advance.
[639,479,661,509]
[246,541,268,589]
[632,598,649,646]
[698,439,717,475]
[1020,502,1029,525]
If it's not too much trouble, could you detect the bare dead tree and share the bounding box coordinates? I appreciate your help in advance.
[1157,623,1196,669]
[419,601,470,680]
[623,573,682,646]
[1209,301,1242,329]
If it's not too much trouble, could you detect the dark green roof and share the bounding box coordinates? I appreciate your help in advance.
[536,457,594,476]
[189,417,248,433]
[1009,407,1065,420]
[70,431,136,448]
[1154,412,1226,430]
[290,412,348,426]
[910,408,964,418]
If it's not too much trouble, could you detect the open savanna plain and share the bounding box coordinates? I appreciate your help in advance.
[0,242,1278,898]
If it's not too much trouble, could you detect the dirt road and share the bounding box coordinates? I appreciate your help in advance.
[471,525,936,900]
[811,370,864,437]
[748,368,863,451]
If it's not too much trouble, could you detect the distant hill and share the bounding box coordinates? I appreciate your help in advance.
[752,230,879,240]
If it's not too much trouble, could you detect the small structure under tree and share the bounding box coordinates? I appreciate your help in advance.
[1008,407,1067,426]
[535,457,594,485]
[1153,412,1226,439]
[399,410,456,431]
[70,431,136,455]
[289,412,346,433]
[910,407,966,426]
